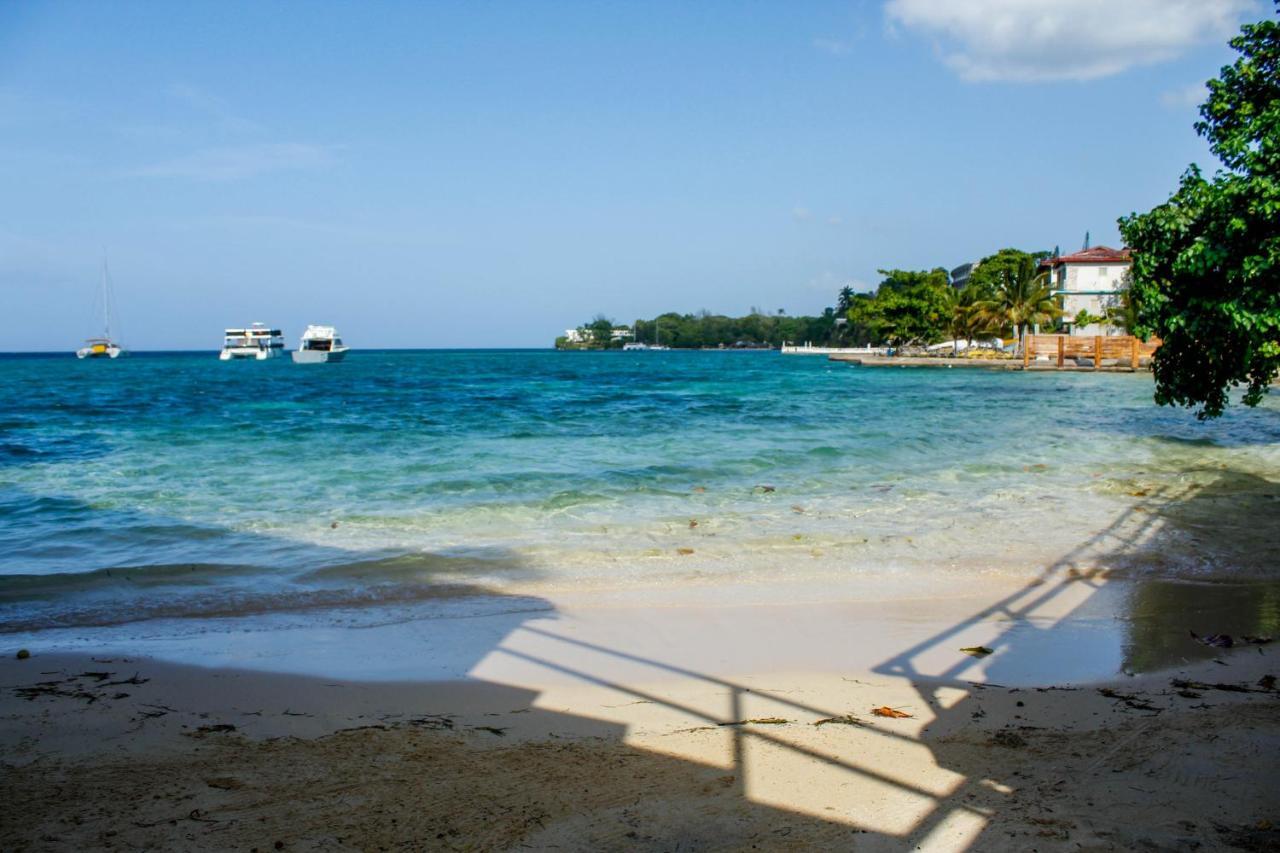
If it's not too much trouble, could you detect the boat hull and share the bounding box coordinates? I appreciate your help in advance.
[292,348,348,364]
[76,345,123,359]
[220,347,279,361]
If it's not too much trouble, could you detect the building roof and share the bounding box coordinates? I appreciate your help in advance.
[1041,246,1131,268]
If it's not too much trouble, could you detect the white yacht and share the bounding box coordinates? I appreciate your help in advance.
[220,324,285,360]
[292,325,349,363]
[75,260,125,359]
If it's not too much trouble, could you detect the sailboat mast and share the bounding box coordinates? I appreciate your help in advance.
[101,260,111,339]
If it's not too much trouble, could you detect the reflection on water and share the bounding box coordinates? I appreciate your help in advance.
[1121,579,1280,672]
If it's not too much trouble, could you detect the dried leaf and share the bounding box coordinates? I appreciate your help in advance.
[1189,630,1234,648]
[717,717,788,726]
[813,714,866,727]
[960,646,994,657]
[676,548,694,555]
[871,706,912,719]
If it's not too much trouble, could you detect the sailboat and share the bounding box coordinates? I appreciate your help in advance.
[622,319,671,351]
[75,260,125,359]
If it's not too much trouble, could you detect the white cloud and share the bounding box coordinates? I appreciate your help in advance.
[129,143,337,181]
[1160,82,1208,109]
[884,0,1255,82]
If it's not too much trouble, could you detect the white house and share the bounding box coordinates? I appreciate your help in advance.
[562,326,634,344]
[1040,246,1131,336]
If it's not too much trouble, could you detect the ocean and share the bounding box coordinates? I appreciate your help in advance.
[3,349,1279,658]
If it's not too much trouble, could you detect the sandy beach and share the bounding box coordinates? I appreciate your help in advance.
[3,573,1279,852]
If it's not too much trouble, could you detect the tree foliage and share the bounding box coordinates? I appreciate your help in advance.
[1119,4,1280,418]
[846,268,954,346]
[971,250,1060,339]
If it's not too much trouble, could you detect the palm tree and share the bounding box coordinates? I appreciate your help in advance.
[948,287,991,354]
[836,285,856,316]
[974,255,1060,346]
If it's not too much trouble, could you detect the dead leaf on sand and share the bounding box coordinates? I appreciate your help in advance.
[692,486,706,493]
[992,729,1026,748]
[1098,688,1161,711]
[813,714,867,728]
[871,706,912,719]
[717,717,788,727]
[185,724,237,737]
[960,646,994,657]
[1258,675,1276,690]
[676,548,695,555]
[205,777,244,790]
[755,485,776,493]
[688,519,698,528]
[1190,630,1234,648]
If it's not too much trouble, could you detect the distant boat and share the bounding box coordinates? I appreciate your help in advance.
[292,325,349,363]
[75,260,125,359]
[220,323,285,360]
[624,320,670,351]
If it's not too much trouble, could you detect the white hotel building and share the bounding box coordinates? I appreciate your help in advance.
[1040,246,1132,337]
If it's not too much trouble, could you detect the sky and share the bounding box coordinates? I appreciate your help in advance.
[0,0,1266,350]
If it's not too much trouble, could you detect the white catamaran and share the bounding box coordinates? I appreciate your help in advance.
[220,324,285,360]
[75,260,125,359]
[292,325,349,363]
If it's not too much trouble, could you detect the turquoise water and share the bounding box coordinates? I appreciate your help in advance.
[3,350,1279,636]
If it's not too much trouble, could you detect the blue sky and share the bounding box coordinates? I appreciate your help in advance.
[0,0,1264,350]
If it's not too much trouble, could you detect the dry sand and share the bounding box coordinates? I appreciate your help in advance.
[2,588,1278,852]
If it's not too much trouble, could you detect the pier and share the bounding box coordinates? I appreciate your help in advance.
[829,334,1158,372]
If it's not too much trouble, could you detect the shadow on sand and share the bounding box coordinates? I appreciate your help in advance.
[2,467,1280,850]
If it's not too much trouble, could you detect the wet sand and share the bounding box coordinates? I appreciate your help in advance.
[3,577,1279,851]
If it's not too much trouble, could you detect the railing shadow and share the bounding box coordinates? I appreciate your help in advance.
[5,468,1280,849]
[457,464,1280,848]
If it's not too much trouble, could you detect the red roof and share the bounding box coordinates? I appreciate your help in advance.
[1041,246,1131,268]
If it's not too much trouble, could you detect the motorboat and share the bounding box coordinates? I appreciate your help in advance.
[292,325,349,363]
[220,324,285,360]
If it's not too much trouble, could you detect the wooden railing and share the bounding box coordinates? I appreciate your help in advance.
[1022,334,1160,369]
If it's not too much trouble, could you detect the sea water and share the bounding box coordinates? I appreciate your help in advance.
[2,350,1279,657]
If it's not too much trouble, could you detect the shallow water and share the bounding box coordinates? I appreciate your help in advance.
[2,350,1279,651]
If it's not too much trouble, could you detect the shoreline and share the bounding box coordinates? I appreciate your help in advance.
[7,572,1279,685]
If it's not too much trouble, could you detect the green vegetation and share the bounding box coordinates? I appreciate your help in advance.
[559,248,1064,351]
[846,269,954,346]
[969,249,1060,341]
[557,309,841,350]
[1119,3,1280,418]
